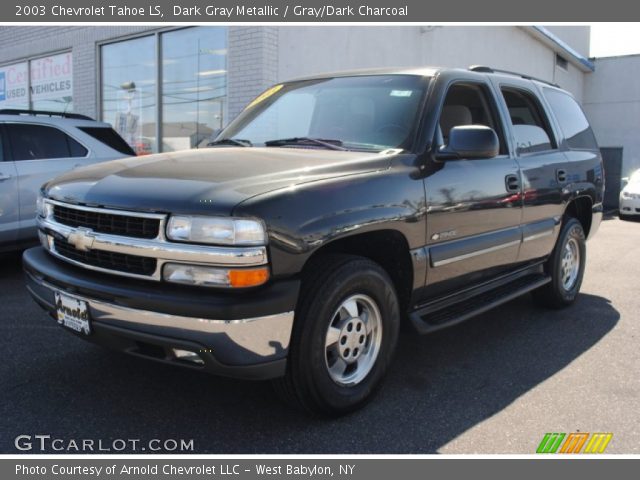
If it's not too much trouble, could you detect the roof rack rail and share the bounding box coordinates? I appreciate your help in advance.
[0,109,94,121]
[468,65,560,88]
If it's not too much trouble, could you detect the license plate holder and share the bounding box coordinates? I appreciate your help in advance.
[54,291,91,336]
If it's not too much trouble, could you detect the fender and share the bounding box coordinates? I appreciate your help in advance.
[232,155,427,277]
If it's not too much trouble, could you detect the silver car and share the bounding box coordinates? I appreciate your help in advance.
[0,109,135,252]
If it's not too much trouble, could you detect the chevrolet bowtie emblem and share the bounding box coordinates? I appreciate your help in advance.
[67,228,95,252]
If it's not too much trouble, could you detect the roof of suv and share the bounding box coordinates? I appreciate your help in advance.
[287,65,564,92]
[0,109,112,128]
[0,109,136,158]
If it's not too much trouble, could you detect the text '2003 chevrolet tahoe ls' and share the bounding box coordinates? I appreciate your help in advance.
[24,66,604,415]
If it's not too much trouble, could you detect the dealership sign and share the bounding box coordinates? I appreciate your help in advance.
[0,52,72,108]
[30,52,72,101]
[0,62,28,106]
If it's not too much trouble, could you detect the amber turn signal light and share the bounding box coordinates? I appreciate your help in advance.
[228,267,270,288]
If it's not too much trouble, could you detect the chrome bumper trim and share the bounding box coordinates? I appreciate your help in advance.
[31,276,294,360]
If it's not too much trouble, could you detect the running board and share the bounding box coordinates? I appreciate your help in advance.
[409,272,551,334]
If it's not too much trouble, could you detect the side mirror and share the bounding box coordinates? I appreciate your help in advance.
[436,125,499,160]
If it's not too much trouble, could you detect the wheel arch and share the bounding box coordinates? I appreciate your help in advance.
[564,195,594,238]
[300,229,415,315]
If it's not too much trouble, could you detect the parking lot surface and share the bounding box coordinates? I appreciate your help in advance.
[1,216,638,454]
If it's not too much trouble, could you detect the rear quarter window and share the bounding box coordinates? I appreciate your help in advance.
[79,127,136,156]
[543,88,598,150]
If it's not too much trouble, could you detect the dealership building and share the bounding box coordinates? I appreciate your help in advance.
[0,25,637,206]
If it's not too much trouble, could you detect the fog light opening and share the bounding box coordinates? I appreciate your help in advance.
[171,348,205,365]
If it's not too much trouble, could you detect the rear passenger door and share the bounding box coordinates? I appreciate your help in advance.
[541,87,603,218]
[492,80,566,262]
[5,123,90,241]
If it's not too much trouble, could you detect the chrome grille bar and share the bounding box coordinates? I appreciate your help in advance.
[38,200,269,281]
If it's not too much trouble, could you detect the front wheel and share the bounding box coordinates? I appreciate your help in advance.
[273,254,400,415]
[533,217,586,308]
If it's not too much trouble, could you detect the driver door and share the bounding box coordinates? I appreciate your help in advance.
[424,80,522,297]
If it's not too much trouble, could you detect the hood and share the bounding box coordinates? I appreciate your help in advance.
[622,181,640,195]
[45,147,395,215]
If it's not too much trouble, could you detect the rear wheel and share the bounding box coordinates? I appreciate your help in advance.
[273,254,400,415]
[533,217,586,308]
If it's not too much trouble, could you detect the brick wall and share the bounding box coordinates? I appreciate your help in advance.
[227,26,279,120]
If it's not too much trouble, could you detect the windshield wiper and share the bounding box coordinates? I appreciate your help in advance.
[207,138,252,147]
[264,137,347,151]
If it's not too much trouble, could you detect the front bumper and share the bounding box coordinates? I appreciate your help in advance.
[23,247,300,380]
[620,196,640,215]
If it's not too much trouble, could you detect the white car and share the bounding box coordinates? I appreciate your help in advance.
[620,170,640,219]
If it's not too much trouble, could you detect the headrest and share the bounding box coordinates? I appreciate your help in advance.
[440,105,473,136]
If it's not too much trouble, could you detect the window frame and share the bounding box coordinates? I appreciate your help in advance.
[97,26,229,154]
[542,86,598,152]
[433,80,510,157]
[498,83,559,157]
[0,121,90,162]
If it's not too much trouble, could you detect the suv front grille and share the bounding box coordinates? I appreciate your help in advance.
[53,204,160,239]
[53,238,157,276]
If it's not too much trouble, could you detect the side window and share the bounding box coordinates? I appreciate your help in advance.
[79,127,136,156]
[67,136,88,157]
[437,83,507,154]
[500,87,556,154]
[6,124,87,161]
[543,88,598,150]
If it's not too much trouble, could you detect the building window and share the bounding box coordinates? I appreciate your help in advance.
[100,27,227,155]
[162,27,227,151]
[101,35,157,155]
[0,52,73,112]
[555,54,569,71]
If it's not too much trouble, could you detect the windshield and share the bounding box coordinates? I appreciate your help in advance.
[218,75,428,151]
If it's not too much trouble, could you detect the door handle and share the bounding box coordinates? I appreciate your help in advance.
[505,174,520,193]
[0,173,11,181]
[556,169,567,183]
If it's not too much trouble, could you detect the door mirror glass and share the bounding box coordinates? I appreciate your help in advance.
[437,125,499,160]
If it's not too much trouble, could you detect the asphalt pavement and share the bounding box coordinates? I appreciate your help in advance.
[1,215,638,454]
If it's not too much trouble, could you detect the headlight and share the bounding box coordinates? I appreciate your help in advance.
[36,193,51,218]
[163,263,270,288]
[621,191,631,199]
[166,216,266,245]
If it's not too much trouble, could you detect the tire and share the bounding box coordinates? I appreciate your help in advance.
[533,217,586,309]
[273,254,400,416]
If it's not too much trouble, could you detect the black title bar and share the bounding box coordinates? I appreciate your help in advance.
[3,1,640,22]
